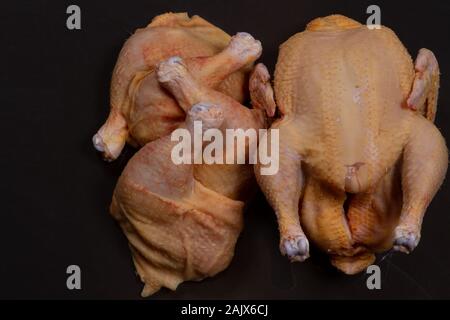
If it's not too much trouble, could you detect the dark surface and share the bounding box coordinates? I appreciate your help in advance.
[1,0,450,299]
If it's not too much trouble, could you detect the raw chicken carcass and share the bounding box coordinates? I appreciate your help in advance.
[110,34,274,296]
[93,13,255,160]
[255,15,447,274]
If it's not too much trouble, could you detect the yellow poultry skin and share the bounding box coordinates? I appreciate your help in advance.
[255,15,448,274]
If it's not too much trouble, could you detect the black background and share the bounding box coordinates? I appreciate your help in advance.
[1,0,449,300]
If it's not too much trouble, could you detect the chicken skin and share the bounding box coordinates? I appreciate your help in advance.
[255,15,447,274]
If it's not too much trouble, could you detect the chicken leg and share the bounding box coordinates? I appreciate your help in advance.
[255,121,309,262]
[394,116,447,253]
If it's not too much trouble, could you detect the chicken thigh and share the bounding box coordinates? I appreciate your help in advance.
[255,15,447,274]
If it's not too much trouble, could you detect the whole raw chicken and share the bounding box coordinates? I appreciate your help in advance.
[256,15,448,274]
[93,12,256,160]
[93,13,275,296]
